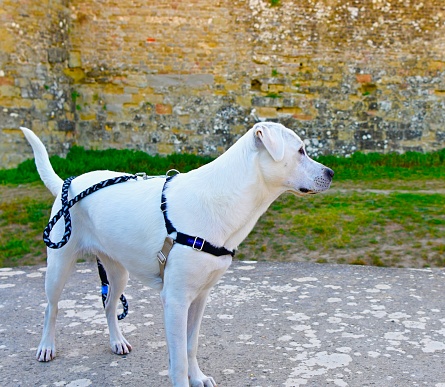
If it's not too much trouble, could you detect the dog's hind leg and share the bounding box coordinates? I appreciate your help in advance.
[96,254,132,355]
[36,247,76,362]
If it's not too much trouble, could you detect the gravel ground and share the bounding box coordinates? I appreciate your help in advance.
[1,261,445,387]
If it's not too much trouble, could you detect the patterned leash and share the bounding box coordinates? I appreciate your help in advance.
[43,174,139,320]
[96,258,129,320]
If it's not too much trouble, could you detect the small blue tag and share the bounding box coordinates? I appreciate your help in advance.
[101,285,109,295]
[188,237,203,247]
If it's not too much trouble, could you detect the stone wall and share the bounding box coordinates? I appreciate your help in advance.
[0,0,73,167]
[1,0,445,168]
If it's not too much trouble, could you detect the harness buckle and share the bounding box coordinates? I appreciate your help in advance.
[135,172,148,180]
[192,236,205,251]
[157,250,167,266]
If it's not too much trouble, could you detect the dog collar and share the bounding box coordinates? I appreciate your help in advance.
[160,174,236,258]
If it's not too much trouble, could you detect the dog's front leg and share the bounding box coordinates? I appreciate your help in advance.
[187,290,217,387]
[161,290,190,387]
[161,289,216,387]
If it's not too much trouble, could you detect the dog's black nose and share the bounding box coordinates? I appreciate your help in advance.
[324,168,334,179]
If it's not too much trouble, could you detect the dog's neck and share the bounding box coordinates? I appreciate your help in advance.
[168,130,284,250]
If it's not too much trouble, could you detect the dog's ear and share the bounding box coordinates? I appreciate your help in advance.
[254,123,285,162]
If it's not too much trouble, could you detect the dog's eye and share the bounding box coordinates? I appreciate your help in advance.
[299,147,305,156]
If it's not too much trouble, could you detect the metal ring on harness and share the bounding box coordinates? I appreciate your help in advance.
[166,169,180,177]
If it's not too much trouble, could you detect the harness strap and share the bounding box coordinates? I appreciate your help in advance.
[160,175,235,260]
[160,175,177,234]
[157,236,175,281]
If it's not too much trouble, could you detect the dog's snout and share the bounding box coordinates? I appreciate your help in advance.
[324,168,334,180]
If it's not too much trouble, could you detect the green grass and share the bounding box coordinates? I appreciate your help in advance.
[240,191,445,268]
[0,146,214,185]
[0,147,444,268]
[316,149,445,181]
[0,196,51,267]
[1,147,445,185]
[0,147,445,184]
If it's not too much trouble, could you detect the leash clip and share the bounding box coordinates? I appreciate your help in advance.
[135,172,148,180]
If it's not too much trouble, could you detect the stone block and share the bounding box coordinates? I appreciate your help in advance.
[278,107,303,115]
[103,84,125,94]
[405,129,422,140]
[129,93,145,104]
[0,97,33,108]
[0,77,14,86]
[68,51,82,68]
[386,130,404,140]
[337,130,354,141]
[252,96,283,108]
[436,131,445,141]
[356,74,372,83]
[155,104,172,115]
[57,120,75,132]
[146,74,213,89]
[256,107,277,118]
[124,87,139,94]
[235,95,252,108]
[48,47,67,63]
[157,143,175,154]
[293,114,314,121]
[63,68,85,83]
[103,93,132,104]
[178,115,191,124]
[428,61,445,71]
[0,85,20,97]
[146,94,164,104]
[79,113,96,121]
[268,84,285,92]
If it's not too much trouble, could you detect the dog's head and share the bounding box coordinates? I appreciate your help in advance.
[253,122,334,196]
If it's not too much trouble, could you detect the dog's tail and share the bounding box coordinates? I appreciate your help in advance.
[20,127,63,197]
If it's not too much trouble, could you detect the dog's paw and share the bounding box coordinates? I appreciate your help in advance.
[189,375,217,387]
[110,337,132,355]
[36,344,56,362]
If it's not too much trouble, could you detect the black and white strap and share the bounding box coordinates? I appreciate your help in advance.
[43,175,137,249]
[43,174,137,321]
[97,258,129,320]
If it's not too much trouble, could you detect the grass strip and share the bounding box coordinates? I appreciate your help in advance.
[241,190,445,268]
[1,183,444,268]
[1,147,444,185]
[0,147,214,185]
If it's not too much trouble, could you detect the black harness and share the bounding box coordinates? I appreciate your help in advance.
[160,174,235,257]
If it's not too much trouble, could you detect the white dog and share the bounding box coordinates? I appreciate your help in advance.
[21,122,333,387]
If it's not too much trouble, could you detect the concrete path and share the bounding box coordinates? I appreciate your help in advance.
[1,261,444,387]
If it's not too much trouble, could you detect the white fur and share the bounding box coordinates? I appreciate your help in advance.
[20,123,333,387]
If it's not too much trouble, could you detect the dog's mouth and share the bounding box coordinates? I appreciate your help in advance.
[299,188,317,195]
